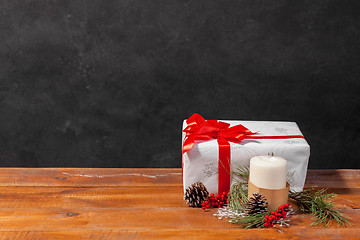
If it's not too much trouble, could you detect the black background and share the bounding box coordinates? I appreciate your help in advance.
[0,0,359,168]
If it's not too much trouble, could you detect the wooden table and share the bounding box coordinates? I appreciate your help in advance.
[0,168,358,239]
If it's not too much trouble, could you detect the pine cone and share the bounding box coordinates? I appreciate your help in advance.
[246,193,269,215]
[184,182,209,207]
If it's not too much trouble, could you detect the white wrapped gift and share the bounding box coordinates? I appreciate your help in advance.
[182,114,310,194]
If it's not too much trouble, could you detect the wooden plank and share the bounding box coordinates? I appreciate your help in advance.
[0,229,359,240]
[0,209,357,240]
[305,169,360,189]
[0,186,358,209]
[0,208,357,230]
[0,168,182,187]
[0,168,357,187]
[0,168,358,188]
[0,186,185,209]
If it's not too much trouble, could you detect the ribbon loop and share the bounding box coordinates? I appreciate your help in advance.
[183,114,255,154]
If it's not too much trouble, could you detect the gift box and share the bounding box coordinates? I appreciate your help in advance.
[182,114,310,194]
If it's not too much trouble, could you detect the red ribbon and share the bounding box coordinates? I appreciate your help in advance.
[182,113,305,194]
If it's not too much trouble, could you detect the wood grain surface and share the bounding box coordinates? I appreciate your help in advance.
[0,168,358,239]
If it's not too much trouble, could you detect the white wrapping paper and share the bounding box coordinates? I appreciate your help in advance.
[182,120,310,194]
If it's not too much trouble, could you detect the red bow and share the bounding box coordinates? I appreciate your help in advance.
[183,113,256,154]
[182,113,256,194]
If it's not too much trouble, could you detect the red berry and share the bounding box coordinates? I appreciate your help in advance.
[264,223,268,227]
[271,211,275,215]
[204,201,209,205]
[285,203,289,208]
[202,207,206,210]
[201,202,205,206]
[214,202,218,206]
[265,215,269,219]
[216,194,220,199]
[210,194,214,197]
[206,204,210,208]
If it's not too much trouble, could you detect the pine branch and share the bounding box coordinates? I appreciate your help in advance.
[233,165,250,182]
[229,183,248,212]
[230,212,267,229]
[229,165,251,212]
[289,188,352,227]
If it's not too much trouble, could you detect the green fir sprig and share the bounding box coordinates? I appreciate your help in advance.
[229,165,250,211]
[289,188,352,227]
[231,212,267,229]
[233,165,250,182]
[229,183,248,212]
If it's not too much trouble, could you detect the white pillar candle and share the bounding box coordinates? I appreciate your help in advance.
[249,155,287,190]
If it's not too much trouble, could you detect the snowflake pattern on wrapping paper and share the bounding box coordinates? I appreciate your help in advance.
[203,162,217,178]
[274,127,288,134]
[284,140,299,145]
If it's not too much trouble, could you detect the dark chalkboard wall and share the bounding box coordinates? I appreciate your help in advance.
[0,0,359,168]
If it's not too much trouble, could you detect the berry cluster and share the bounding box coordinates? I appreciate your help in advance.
[264,203,289,228]
[201,192,228,210]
